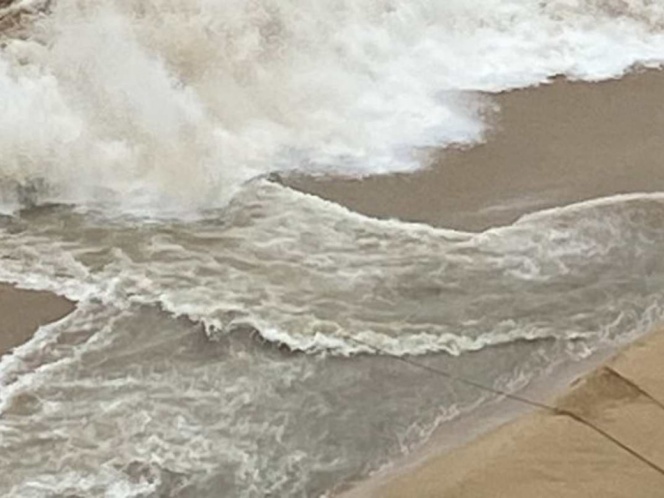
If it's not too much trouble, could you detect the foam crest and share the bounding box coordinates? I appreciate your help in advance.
[2,0,664,212]
[1,184,663,356]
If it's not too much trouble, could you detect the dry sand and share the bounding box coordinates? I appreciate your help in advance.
[0,283,75,356]
[287,69,664,231]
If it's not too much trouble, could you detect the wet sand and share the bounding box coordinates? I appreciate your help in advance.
[287,69,664,231]
[342,328,664,498]
[0,283,75,356]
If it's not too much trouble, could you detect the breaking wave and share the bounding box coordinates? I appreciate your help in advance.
[2,0,664,213]
[1,183,663,356]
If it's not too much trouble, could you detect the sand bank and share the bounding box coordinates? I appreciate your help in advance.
[287,69,664,231]
[342,329,664,498]
[0,283,75,356]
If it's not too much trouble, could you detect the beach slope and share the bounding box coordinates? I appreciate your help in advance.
[345,329,664,498]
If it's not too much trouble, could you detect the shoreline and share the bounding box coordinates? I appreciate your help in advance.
[287,69,664,496]
[336,341,618,497]
[286,69,664,232]
[0,283,75,357]
[1,2,664,496]
[1,66,663,496]
[340,327,664,497]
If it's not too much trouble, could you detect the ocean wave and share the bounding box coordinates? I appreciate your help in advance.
[2,184,664,496]
[2,183,664,356]
[2,1,664,213]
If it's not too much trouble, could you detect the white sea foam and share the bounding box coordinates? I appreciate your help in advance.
[2,0,664,213]
[2,185,662,496]
[1,183,663,357]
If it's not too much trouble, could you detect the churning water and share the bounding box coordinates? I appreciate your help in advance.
[2,1,664,496]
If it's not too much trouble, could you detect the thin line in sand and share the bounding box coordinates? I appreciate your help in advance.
[346,334,664,480]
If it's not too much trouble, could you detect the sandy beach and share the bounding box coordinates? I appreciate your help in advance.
[341,328,664,498]
[0,283,74,356]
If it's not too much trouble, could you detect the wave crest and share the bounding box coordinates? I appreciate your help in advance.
[2,0,664,213]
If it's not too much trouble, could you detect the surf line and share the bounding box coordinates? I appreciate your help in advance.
[343,335,664,478]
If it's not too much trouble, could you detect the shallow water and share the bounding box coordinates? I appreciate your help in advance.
[1,182,664,496]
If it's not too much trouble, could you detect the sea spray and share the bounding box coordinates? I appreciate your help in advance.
[2,0,664,213]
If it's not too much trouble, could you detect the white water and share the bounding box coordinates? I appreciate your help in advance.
[2,183,664,357]
[1,185,664,497]
[2,0,664,214]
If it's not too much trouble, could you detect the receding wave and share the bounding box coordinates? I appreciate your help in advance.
[3,182,664,495]
[1,183,663,356]
[2,0,664,213]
